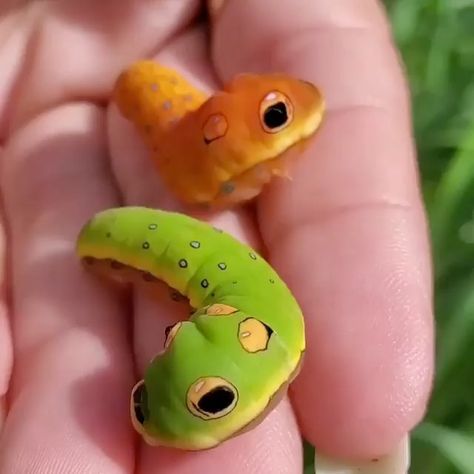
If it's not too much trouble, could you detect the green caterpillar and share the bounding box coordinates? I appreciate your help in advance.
[76,206,305,450]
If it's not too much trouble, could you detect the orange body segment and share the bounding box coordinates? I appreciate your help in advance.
[113,60,325,208]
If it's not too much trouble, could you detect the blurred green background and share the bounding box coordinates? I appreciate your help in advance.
[305,0,474,472]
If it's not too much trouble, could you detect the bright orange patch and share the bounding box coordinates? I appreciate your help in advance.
[113,60,325,208]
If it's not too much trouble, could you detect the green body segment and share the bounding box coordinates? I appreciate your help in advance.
[76,206,305,450]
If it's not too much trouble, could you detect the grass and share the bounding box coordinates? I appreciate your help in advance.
[304,0,474,472]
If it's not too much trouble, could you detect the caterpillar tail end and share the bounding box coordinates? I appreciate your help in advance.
[75,208,120,260]
[113,60,206,145]
[113,60,173,143]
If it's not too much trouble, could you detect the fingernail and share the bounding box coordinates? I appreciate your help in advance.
[314,434,410,474]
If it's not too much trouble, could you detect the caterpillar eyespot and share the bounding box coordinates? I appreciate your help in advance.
[238,318,273,353]
[186,377,239,420]
[259,91,294,133]
[76,206,305,451]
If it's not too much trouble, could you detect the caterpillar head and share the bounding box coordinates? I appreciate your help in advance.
[194,73,325,207]
[130,310,294,450]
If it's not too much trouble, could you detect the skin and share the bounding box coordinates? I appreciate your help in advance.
[76,206,305,450]
[0,1,434,473]
[113,61,324,208]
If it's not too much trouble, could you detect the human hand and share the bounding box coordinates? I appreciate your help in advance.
[0,1,433,473]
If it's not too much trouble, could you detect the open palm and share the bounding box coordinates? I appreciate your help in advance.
[0,1,433,473]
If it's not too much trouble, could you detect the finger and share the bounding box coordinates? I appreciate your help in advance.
[211,0,434,460]
[9,0,200,131]
[108,26,304,474]
[0,178,13,433]
[0,104,135,473]
[315,434,410,474]
[206,0,225,19]
[0,5,32,140]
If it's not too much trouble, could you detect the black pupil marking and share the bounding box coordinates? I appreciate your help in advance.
[218,262,227,270]
[198,386,235,414]
[148,224,157,230]
[264,323,274,338]
[164,325,173,339]
[142,242,150,249]
[179,259,188,268]
[269,278,275,284]
[135,405,144,424]
[190,241,200,248]
[133,384,146,424]
[133,384,142,404]
[263,101,288,129]
[201,279,209,288]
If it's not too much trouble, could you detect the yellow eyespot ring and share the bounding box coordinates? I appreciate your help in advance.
[130,380,147,433]
[238,317,273,353]
[186,376,238,420]
[130,380,162,447]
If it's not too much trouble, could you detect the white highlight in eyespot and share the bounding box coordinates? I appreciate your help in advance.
[314,435,410,474]
[264,92,278,101]
[194,380,205,393]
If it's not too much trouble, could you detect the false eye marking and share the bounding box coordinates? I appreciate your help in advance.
[259,91,294,133]
[130,380,148,436]
[203,113,228,144]
[238,318,273,353]
[187,376,238,420]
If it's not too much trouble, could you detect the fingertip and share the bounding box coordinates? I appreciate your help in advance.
[314,434,411,474]
[276,208,434,458]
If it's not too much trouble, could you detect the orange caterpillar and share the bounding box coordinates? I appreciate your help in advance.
[113,60,325,208]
